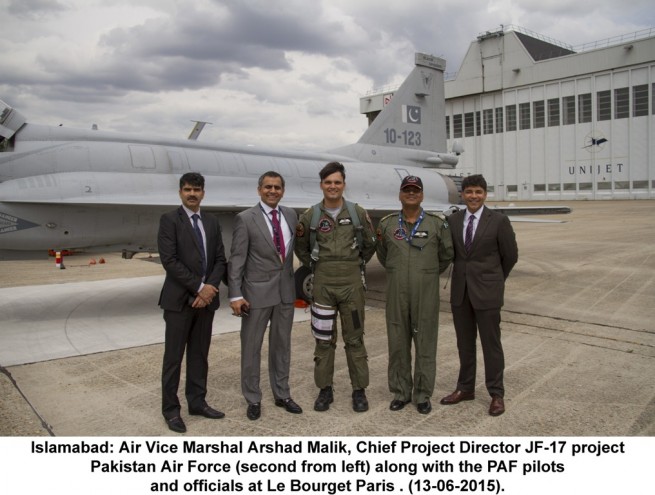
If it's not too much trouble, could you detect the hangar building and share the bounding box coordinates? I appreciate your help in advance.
[362,26,655,200]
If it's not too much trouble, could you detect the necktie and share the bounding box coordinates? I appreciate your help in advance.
[191,214,207,274]
[465,215,474,253]
[270,209,285,261]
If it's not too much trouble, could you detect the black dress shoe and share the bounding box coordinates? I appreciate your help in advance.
[247,403,261,421]
[389,399,411,411]
[166,416,186,433]
[417,399,432,414]
[189,405,225,419]
[275,398,303,414]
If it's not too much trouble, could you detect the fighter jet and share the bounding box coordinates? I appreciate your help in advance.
[0,52,567,263]
[0,53,463,255]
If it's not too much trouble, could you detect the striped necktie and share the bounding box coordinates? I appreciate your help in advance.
[465,215,474,253]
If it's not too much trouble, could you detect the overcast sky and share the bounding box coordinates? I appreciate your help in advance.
[1,0,653,151]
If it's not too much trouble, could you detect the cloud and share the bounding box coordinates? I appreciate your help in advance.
[6,0,68,19]
[1,0,652,149]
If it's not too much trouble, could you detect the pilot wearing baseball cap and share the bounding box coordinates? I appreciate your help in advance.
[376,173,453,415]
[400,176,423,190]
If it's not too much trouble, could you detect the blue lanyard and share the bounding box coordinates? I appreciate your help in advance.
[398,209,425,244]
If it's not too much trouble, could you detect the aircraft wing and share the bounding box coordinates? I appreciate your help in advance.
[489,204,571,223]
[489,205,572,215]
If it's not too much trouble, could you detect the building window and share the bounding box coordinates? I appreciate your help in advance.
[597,91,611,121]
[464,112,475,137]
[548,183,561,191]
[615,87,629,119]
[534,184,546,192]
[562,96,575,125]
[615,181,630,190]
[495,107,504,133]
[446,116,450,139]
[548,98,560,126]
[483,109,494,134]
[475,111,481,136]
[633,85,648,117]
[507,185,518,193]
[579,182,593,191]
[597,182,612,190]
[519,103,531,130]
[563,183,576,191]
[578,93,591,123]
[453,114,462,138]
[633,180,648,189]
[533,100,545,128]
[505,105,517,131]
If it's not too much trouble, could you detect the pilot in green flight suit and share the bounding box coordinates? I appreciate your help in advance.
[376,176,453,414]
[294,162,377,413]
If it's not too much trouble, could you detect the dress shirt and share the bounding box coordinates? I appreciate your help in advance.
[182,205,207,289]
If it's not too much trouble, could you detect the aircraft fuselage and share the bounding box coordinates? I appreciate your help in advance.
[0,123,456,252]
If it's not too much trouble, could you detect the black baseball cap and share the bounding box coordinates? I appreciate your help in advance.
[400,176,423,190]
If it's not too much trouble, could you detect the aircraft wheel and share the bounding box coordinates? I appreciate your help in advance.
[294,266,313,302]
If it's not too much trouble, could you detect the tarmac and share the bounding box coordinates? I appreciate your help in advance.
[0,200,654,437]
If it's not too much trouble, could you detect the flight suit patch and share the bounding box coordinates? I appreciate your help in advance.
[393,227,407,240]
[318,218,333,233]
[296,223,305,237]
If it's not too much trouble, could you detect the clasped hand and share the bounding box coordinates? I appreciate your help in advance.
[192,284,219,308]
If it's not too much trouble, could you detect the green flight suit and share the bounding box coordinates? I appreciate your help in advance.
[376,210,454,403]
[295,201,377,390]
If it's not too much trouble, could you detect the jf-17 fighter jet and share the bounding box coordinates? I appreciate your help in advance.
[0,52,568,294]
[0,53,463,257]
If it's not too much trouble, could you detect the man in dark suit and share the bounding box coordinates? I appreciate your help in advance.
[158,172,227,433]
[228,171,302,421]
[440,174,518,416]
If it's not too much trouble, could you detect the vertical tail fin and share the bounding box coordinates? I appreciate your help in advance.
[331,53,457,169]
[359,53,447,151]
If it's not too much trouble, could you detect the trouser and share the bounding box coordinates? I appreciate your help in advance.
[386,311,438,404]
[312,265,369,390]
[240,303,294,404]
[161,306,214,418]
[451,290,505,398]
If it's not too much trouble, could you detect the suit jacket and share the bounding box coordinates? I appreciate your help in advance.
[450,206,518,310]
[228,204,298,309]
[158,206,227,312]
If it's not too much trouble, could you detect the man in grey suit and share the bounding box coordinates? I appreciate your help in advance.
[228,171,303,420]
[440,174,518,416]
[158,172,227,433]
